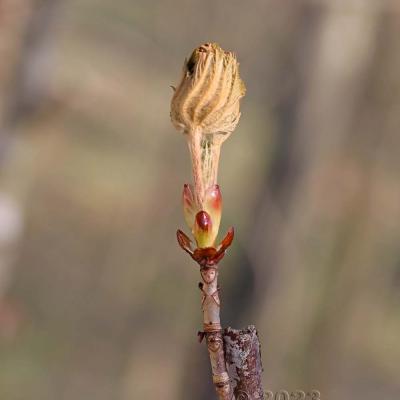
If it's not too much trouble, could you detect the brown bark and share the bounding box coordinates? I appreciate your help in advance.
[224,326,264,400]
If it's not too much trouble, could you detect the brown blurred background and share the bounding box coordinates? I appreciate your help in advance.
[0,0,399,399]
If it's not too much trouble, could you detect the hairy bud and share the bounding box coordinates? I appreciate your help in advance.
[171,42,246,135]
[171,43,246,207]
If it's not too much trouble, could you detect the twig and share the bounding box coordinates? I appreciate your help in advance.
[198,266,232,399]
[171,42,264,400]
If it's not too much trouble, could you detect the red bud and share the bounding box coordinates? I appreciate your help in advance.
[196,211,212,231]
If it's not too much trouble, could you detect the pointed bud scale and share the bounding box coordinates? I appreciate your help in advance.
[176,229,194,256]
[216,227,234,256]
[203,185,222,244]
[194,211,215,248]
[177,226,235,266]
[183,184,222,245]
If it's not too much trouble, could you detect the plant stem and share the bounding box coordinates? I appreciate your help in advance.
[199,266,233,400]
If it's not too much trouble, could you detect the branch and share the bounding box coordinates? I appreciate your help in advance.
[198,265,233,400]
[224,326,265,399]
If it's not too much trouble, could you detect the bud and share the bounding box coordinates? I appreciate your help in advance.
[193,211,214,248]
[171,43,246,207]
[182,184,222,247]
[170,42,246,135]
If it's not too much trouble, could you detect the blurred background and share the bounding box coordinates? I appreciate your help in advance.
[0,0,399,399]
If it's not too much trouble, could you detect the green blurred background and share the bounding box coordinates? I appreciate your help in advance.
[0,1,399,399]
